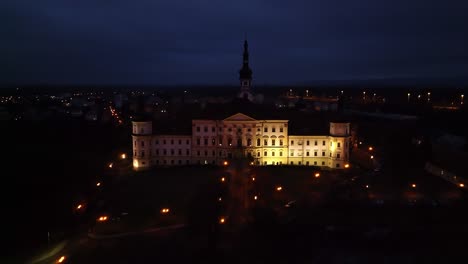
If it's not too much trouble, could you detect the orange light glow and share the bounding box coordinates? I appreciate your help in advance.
[97,216,108,222]
[223,161,228,166]
[121,153,126,159]
[221,177,225,182]
[368,146,373,151]
[76,204,83,210]
[57,256,66,263]
[254,195,258,200]
[276,186,283,191]
[108,163,113,168]
[161,208,170,214]
[219,217,226,224]
[460,183,465,188]
[344,164,350,168]
[314,173,320,178]
[252,177,256,181]
[370,155,374,159]
[411,184,416,188]
[96,182,101,187]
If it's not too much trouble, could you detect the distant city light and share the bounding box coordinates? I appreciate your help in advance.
[223,161,228,166]
[96,182,101,187]
[460,183,465,188]
[76,204,83,210]
[219,217,226,224]
[344,164,350,168]
[314,173,320,178]
[365,185,369,188]
[252,177,256,181]
[368,146,373,151]
[221,177,226,182]
[411,184,416,188]
[276,186,283,191]
[218,197,222,202]
[254,195,258,200]
[108,163,113,168]
[121,153,126,159]
[370,155,374,159]
[161,208,170,214]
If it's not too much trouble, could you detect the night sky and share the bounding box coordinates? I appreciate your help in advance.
[3,0,468,86]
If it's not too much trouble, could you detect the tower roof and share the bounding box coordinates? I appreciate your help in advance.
[239,39,252,80]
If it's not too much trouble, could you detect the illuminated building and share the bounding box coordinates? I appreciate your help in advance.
[132,113,350,170]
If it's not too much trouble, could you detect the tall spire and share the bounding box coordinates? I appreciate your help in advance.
[239,39,252,80]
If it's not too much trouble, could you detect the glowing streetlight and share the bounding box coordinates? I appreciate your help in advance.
[108,163,113,168]
[276,186,283,191]
[56,256,66,263]
[221,177,226,182]
[96,182,101,187]
[76,204,83,210]
[411,184,416,188]
[344,164,350,168]
[254,195,258,200]
[97,216,108,222]
[252,177,256,181]
[407,92,411,102]
[370,155,374,159]
[314,173,320,178]
[219,217,226,224]
[223,161,228,166]
[460,183,465,188]
[368,146,373,151]
[462,94,464,104]
[218,197,222,202]
[161,208,170,214]
[365,185,369,189]
[121,153,126,159]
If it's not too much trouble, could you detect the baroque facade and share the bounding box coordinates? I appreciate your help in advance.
[132,113,350,171]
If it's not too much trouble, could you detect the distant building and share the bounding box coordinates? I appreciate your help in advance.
[131,113,350,170]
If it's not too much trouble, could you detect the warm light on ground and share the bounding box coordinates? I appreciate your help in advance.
[161,208,170,214]
[97,216,108,222]
[56,256,66,263]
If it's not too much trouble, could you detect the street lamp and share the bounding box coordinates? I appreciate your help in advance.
[161,208,170,214]
[108,163,113,168]
[370,155,374,159]
[411,184,416,188]
[460,183,465,188]
[223,161,228,166]
[344,164,350,168]
[368,146,373,151]
[254,195,258,200]
[96,182,101,187]
[56,256,66,263]
[97,216,108,222]
[314,173,320,178]
[121,153,126,159]
[219,217,226,224]
[276,186,283,191]
[221,177,226,182]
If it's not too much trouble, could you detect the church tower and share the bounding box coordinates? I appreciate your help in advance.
[238,39,254,101]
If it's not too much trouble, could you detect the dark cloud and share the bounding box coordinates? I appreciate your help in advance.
[2,0,468,85]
